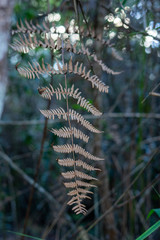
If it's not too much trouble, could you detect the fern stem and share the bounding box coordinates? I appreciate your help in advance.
[62,39,82,211]
[65,73,82,209]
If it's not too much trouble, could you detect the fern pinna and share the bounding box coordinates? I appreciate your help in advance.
[11,19,120,214]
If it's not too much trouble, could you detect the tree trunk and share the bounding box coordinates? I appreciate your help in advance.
[90,0,118,239]
[0,0,14,118]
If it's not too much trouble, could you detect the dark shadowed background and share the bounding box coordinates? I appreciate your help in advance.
[0,0,160,239]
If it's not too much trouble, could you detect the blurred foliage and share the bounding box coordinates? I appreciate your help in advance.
[0,0,160,239]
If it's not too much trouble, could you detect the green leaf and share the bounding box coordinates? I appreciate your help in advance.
[136,220,160,240]
[120,0,128,6]
[7,231,44,240]
[147,209,160,219]
[152,186,160,198]
[72,104,83,110]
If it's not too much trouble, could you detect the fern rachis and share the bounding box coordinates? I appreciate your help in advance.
[12,18,121,214]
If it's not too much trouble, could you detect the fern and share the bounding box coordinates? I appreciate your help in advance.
[39,83,102,116]
[11,34,121,74]
[40,108,102,133]
[12,19,113,49]
[17,58,109,93]
[12,17,121,214]
[51,127,89,143]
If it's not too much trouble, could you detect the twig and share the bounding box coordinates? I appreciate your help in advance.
[117,174,160,208]
[101,4,160,42]
[7,166,18,233]
[73,0,78,23]
[1,150,76,235]
[73,163,159,239]
[75,175,159,240]
[21,113,50,238]
[63,153,153,239]
[77,0,90,33]
[142,83,160,103]
[85,149,159,232]
[21,50,54,238]
[2,112,160,126]
[149,92,160,97]
[0,151,57,204]
[41,201,67,239]
[0,188,29,209]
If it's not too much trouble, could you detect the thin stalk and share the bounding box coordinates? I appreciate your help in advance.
[62,41,82,211]
[86,149,159,232]
[21,112,49,240]
[21,54,54,240]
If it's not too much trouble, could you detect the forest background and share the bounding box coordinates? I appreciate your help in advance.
[0,0,160,239]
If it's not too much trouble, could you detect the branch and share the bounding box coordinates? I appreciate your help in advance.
[85,149,159,232]
[0,150,76,230]
[1,112,160,126]
[63,150,157,239]
[0,151,57,204]
[149,92,160,97]
[65,149,159,239]
[101,4,160,42]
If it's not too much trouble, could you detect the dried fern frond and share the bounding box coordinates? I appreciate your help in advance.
[72,44,121,75]
[90,53,121,75]
[63,170,96,214]
[111,47,123,61]
[11,17,117,215]
[39,84,102,116]
[57,158,75,167]
[67,195,89,204]
[63,181,77,188]
[72,203,86,210]
[11,34,52,52]
[17,59,109,93]
[67,196,87,214]
[12,19,51,35]
[11,33,62,53]
[40,108,101,133]
[53,144,104,161]
[76,180,96,188]
[78,27,111,48]
[51,127,89,143]
[64,180,96,188]
[12,19,111,51]
[11,38,30,53]
[40,107,67,120]
[68,109,102,133]
[17,60,50,79]
[68,188,93,196]
[62,170,97,180]
[12,35,121,75]
[76,160,100,171]
[58,158,100,171]
[68,58,109,93]
[63,177,96,214]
